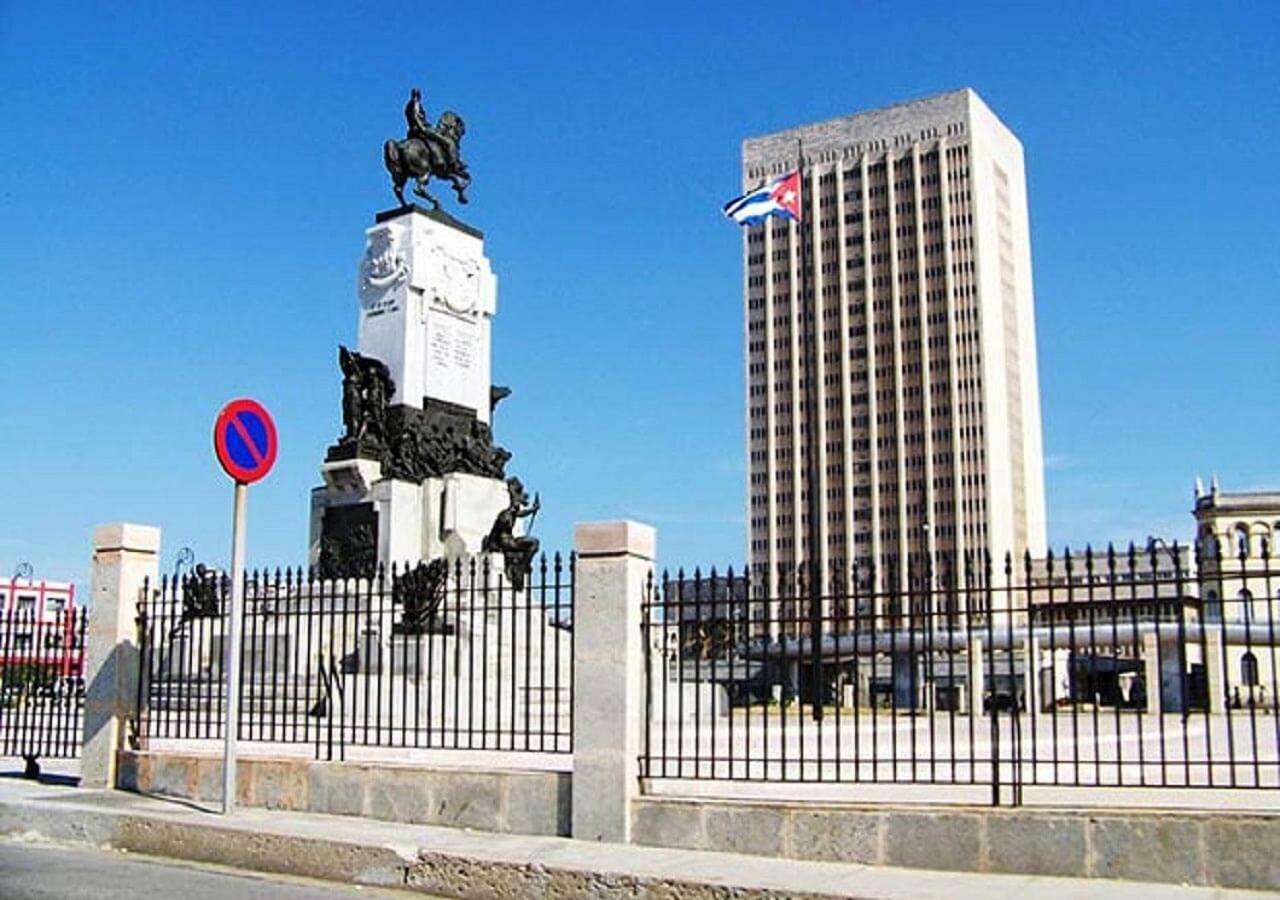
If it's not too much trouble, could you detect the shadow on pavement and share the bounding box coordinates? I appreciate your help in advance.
[0,770,80,788]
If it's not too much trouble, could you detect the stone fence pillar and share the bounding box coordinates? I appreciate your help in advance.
[571,520,655,843]
[82,523,160,789]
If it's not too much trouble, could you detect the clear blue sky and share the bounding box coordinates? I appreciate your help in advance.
[2,2,1277,590]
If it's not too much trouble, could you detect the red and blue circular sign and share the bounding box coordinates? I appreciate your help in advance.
[213,398,278,484]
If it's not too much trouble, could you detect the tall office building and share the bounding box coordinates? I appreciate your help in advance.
[742,89,1047,592]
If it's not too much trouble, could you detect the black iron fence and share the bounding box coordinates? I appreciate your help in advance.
[0,607,86,766]
[136,554,574,760]
[641,544,1279,803]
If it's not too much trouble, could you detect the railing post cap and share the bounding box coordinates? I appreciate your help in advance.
[92,522,161,554]
[573,520,656,560]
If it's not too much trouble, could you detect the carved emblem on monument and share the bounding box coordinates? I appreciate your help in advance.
[427,243,480,314]
[359,228,408,307]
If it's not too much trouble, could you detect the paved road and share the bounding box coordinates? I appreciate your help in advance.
[0,838,431,899]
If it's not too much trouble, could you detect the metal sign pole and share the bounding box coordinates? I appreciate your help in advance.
[222,480,248,815]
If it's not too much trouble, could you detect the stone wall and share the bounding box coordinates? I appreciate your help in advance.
[631,797,1279,891]
[119,750,569,837]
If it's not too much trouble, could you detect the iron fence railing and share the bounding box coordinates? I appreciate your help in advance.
[136,554,573,760]
[641,544,1279,804]
[0,607,86,767]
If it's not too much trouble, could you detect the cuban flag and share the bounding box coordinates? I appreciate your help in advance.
[723,170,802,226]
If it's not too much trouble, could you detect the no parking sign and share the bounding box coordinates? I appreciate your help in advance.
[211,397,277,815]
[213,398,278,484]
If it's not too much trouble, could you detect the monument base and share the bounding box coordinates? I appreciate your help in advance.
[310,468,514,573]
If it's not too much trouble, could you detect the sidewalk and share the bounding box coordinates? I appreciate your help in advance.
[0,774,1268,899]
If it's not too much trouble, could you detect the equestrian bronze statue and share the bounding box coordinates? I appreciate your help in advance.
[383,87,472,210]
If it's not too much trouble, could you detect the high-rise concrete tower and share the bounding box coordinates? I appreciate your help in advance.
[742,89,1046,590]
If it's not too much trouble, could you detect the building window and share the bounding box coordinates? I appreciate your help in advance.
[1205,590,1222,623]
[16,595,36,613]
[1241,652,1259,687]
[1237,589,1253,624]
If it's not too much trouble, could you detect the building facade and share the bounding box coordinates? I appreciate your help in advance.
[0,576,81,675]
[742,89,1047,594]
[1193,478,1279,705]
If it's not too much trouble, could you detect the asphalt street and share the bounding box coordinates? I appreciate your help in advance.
[0,838,434,899]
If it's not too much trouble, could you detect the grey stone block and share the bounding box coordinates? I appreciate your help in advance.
[1090,816,1203,885]
[704,804,788,858]
[195,756,222,803]
[1203,818,1280,891]
[505,771,570,837]
[149,755,195,799]
[309,762,367,818]
[431,771,505,831]
[790,808,880,864]
[883,811,981,872]
[116,751,139,792]
[631,800,703,850]
[250,760,309,811]
[363,766,433,825]
[986,814,1087,878]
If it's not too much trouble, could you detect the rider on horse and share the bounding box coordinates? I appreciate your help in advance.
[385,87,471,208]
[404,88,463,175]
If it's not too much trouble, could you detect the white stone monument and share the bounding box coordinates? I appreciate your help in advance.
[309,205,525,573]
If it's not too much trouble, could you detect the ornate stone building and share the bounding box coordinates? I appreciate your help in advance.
[1193,477,1279,706]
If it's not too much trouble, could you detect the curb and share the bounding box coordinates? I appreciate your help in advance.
[0,789,844,898]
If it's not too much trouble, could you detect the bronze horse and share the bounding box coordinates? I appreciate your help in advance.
[383,110,471,210]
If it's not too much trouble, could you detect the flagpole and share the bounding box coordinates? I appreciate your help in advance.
[797,139,824,724]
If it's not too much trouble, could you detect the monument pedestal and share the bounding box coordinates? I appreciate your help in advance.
[310,466,513,571]
[309,203,535,577]
[358,204,496,420]
[427,473,511,559]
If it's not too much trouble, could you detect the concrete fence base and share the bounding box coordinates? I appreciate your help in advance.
[632,796,1279,891]
[119,750,569,836]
